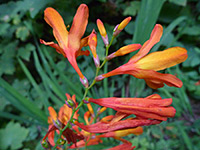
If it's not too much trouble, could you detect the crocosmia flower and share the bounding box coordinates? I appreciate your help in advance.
[96,24,188,89]
[42,94,83,147]
[40,4,90,87]
[88,94,176,121]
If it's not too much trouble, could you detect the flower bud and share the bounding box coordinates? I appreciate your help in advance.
[70,118,78,124]
[83,97,90,104]
[97,19,109,46]
[65,99,75,108]
[113,17,131,37]
[56,138,66,146]
[41,139,51,149]
[88,29,100,67]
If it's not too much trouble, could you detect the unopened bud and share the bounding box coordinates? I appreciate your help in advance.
[41,139,50,149]
[53,119,62,129]
[70,118,78,124]
[65,99,75,108]
[113,17,131,37]
[57,138,66,146]
[97,19,109,46]
[83,97,90,104]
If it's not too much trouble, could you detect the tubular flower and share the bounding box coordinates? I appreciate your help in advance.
[40,4,90,87]
[97,19,109,46]
[74,112,161,133]
[88,29,100,67]
[88,94,176,121]
[96,24,188,89]
[42,94,84,147]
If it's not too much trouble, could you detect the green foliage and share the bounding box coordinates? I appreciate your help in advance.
[0,121,29,150]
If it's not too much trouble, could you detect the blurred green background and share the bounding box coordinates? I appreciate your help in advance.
[0,0,200,149]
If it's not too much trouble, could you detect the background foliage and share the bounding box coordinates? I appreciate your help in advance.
[0,0,200,149]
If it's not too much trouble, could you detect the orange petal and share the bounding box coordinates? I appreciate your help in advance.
[104,143,135,150]
[44,7,68,49]
[48,107,57,122]
[68,4,89,50]
[118,17,132,31]
[88,30,98,58]
[132,69,183,89]
[129,24,163,63]
[75,119,160,133]
[135,47,188,71]
[40,39,66,57]
[106,44,141,60]
[115,127,143,137]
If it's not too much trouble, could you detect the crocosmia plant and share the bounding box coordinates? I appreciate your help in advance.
[40,4,188,150]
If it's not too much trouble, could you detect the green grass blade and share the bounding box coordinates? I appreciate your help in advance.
[133,0,166,44]
[42,48,83,100]
[0,78,47,124]
[152,16,187,51]
[33,50,65,103]
[18,57,49,113]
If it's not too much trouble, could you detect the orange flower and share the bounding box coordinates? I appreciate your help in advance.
[96,24,188,89]
[40,4,90,87]
[75,112,160,133]
[88,94,175,121]
[42,94,83,147]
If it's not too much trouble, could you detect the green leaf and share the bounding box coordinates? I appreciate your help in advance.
[133,0,166,44]
[0,96,10,111]
[0,23,10,36]
[0,121,29,150]
[180,25,200,36]
[123,1,141,16]
[17,43,35,61]
[16,26,29,41]
[169,0,187,6]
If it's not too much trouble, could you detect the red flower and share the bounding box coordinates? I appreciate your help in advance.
[88,94,175,121]
[75,111,161,133]
[96,24,188,89]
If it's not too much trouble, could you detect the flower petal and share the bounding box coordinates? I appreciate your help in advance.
[75,119,161,133]
[40,39,66,57]
[44,7,68,49]
[68,4,89,50]
[135,47,188,71]
[104,143,135,150]
[48,107,57,122]
[129,24,163,63]
[89,97,175,121]
[131,69,183,89]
